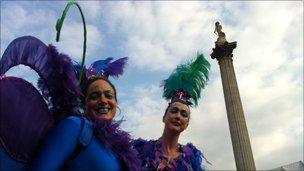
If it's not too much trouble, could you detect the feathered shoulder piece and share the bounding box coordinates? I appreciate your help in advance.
[162,53,210,106]
[184,143,212,169]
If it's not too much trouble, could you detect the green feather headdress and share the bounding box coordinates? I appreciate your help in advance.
[162,53,210,107]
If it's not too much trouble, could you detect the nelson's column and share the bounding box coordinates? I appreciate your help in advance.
[210,21,256,170]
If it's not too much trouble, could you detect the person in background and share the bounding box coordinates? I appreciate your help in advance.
[133,53,211,171]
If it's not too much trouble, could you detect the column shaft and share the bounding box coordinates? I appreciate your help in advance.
[219,57,256,170]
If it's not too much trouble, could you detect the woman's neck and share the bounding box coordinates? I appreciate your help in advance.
[160,129,180,159]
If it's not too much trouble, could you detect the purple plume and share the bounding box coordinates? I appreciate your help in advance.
[86,57,128,78]
[104,57,128,78]
[45,45,81,121]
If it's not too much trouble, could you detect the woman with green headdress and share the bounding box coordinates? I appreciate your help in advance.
[133,53,211,171]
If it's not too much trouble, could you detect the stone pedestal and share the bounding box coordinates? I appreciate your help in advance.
[211,42,256,170]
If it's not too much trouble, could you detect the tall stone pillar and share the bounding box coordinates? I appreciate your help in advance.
[211,42,256,170]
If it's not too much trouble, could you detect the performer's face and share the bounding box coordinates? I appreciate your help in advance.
[85,79,117,121]
[163,102,190,134]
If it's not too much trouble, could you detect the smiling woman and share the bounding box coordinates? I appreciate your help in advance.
[85,78,117,121]
[133,53,211,171]
[23,1,141,169]
[29,57,141,171]
[0,36,140,171]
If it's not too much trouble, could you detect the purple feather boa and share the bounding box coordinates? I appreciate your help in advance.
[94,119,141,171]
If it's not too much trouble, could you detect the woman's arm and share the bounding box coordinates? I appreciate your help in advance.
[30,116,82,171]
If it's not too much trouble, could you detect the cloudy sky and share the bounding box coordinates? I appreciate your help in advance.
[1,1,303,170]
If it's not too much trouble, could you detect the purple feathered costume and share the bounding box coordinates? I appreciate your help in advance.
[133,138,206,171]
[0,36,140,171]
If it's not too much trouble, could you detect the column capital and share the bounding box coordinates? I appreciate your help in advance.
[210,41,237,61]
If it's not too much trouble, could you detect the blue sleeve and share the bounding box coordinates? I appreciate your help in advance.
[30,116,82,171]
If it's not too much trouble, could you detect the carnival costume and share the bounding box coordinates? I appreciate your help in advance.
[0,1,140,170]
[133,53,211,171]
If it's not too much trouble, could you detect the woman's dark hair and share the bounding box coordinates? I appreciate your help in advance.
[80,76,117,105]
[163,100,191,119]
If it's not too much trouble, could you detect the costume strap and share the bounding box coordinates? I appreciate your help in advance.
[78,117,93,146]
[64,116,93,169]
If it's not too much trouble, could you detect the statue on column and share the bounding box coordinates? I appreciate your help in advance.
[214,21,227,46]
[211,21,237,60]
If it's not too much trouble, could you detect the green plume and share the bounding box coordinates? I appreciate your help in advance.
[162,53,210,106]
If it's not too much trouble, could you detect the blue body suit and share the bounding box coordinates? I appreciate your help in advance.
[30,116,122,171]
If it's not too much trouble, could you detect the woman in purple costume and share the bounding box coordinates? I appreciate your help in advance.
[0,36,141,171]
[30,57,142,171]
[0,2,140,169]
[133,53,211,171]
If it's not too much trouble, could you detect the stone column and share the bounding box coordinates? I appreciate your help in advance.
[211,42,256,170]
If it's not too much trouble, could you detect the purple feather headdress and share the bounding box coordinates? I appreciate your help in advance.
[73,57,128,110]
[85,57,128,79]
